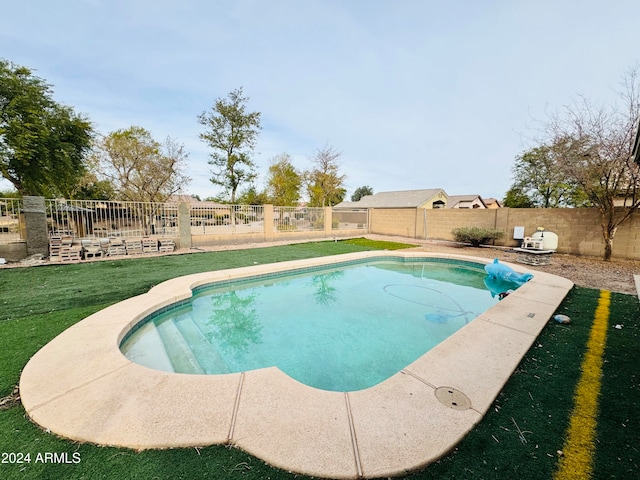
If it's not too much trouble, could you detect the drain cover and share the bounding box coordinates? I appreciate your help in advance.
[434,387,471,410]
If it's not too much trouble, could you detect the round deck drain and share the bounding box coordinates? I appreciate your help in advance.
[435,387,471,410]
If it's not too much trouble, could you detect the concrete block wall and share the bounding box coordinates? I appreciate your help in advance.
[610,209,640,259]
[497,208,603,254]
[370,207,640,260]
[425,209,497,240]
[369,208,421,239]
[494,208,640,259]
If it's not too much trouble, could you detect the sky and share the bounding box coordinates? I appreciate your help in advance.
[2,0,639,202]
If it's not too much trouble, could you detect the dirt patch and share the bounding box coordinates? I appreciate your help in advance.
[0,385,20,410]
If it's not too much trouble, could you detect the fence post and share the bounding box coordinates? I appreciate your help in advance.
[23,196,49,257]
[178,202,192,250]
[263,205,274,241]
[324,207,333,237]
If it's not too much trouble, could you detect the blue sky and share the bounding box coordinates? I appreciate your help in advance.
[2,0,639,201]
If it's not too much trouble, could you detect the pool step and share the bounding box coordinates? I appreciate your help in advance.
[155,317,205,374]
[173,316,231,374]
[121,321,175,372]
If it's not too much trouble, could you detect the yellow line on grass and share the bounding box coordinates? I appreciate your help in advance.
[554,290,611,480]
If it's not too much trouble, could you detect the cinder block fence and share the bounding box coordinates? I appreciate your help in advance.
[367,207,640,260]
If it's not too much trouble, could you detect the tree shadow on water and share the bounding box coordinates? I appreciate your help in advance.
[204,291,263,358]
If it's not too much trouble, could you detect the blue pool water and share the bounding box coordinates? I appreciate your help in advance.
[120,258,518,392]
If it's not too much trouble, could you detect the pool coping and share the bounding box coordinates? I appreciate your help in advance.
[19,252,574,479]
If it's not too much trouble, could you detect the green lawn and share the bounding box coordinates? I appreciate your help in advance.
[1,239,638,479]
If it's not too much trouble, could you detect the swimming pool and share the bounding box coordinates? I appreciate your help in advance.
[121,258,518,391]
[20,251,573,479]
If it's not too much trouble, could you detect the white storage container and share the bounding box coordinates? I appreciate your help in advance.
[531,231,558,251]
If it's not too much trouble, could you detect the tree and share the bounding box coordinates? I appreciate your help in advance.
[197,87,261,203]
[266,153,302,205]
[63,154,115,200]
[502,186,535,208]
[305,143,346,207]
[93,126,190,202]
[351,185,373,202]
[508,146,588,207]
[72,173,115,200]
[236,185,269,205]
[543,67,640,260]
[0,59,93,196]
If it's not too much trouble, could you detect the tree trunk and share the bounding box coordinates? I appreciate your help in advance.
[603,236,613,261]
[601,217,616,261]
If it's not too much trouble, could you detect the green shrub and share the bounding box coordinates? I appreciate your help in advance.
[451,227,505,247]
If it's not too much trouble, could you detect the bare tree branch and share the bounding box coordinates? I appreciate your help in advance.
[544,68,640,259]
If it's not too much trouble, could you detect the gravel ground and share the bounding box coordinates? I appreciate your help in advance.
[388,237,640,296]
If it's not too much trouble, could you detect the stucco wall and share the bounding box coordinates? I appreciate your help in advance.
[191,229,364,247]
[0,241,27,261]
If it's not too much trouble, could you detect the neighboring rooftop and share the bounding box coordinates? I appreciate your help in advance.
[335,188,447,209]
[483,198,502,208]
[167,195,226,208]
[446,195,487,209]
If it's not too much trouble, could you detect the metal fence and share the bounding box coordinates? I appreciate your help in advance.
[0,198,23,243]
[190,204,264,234]
[332,208,368,230]
[3,198,367,246]
[46,199,179,238]
[274,206,325,232]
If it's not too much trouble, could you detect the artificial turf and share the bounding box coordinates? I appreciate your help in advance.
[0,239,638,479]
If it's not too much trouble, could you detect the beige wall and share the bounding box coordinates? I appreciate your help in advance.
[369,208,425,239]
[418,190,448,209]
[190,206,364,247]
[0,240,27,261]
[191,229,364,247]
[370,207,640,260]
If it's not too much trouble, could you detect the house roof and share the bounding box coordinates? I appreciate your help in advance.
[483,197,502,207]
[167,195,226,208]
[56,204,94,213]
[168,194,202,204]
[446,194,487,208]
[335,189,446,208]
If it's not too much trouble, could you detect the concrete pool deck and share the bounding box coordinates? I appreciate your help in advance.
[20,251,573,479]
